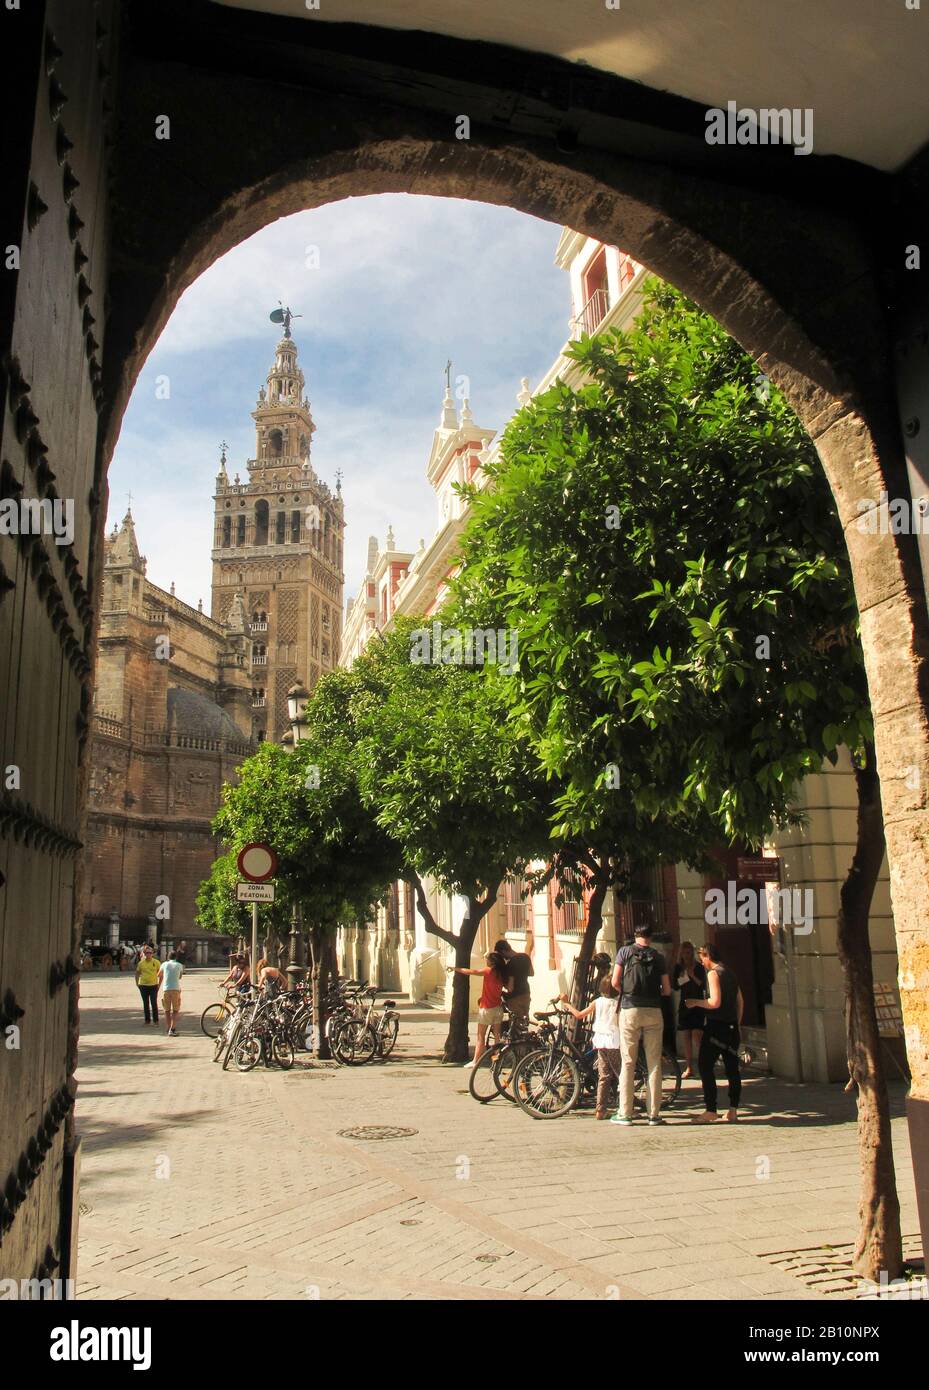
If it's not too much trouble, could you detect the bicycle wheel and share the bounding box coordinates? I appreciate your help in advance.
[634,1048,682,1110]
[376,1015,399,1058]
[222,1020,244,1071]
[234,1035,262,1072]
[513,1047,581,1119]
[201,1002,230,1039]
[212,1024,230,1063]
[493,1036,537,1103]
[272,1036,295,1070]
[334,1020,377,1065]
[468,1046,503,1103]
[292,1006,313,1051]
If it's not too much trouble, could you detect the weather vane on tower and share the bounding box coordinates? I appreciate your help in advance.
[269,302,302,338]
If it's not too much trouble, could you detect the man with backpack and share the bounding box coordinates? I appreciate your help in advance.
[610,924,671,1126]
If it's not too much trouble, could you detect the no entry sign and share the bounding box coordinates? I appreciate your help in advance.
[236,842,278,882]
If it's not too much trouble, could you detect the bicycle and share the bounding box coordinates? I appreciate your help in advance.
[233,991,297,1071]
[331,986,400,1064]
[201,985,239,1038]
[468,1008,539,1104]
[511,1001,681,1119]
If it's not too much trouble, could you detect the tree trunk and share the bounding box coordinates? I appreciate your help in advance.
[441,890,500,1064]
[571,871,609,1008]
[308,924,332,1060]
[836,742,903,1282]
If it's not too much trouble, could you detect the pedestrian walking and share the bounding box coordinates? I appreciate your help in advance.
[159,950,185,1036]
[450,950,508,1068]
[686,942,744,1123]
[610,924,671,1126]
[671,940,707,1078]
[135,944,161,1026]
[494,938,534,1020]
[559,975,621,1119]
[175,939,189,967]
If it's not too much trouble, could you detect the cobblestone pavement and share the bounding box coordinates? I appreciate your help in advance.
[75,970,919,1302]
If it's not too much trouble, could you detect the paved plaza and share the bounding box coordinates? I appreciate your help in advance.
[74,970,920,1302]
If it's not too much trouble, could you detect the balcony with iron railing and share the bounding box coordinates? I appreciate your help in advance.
[572,285,610,338]
[250,621,268,633]
[251,696,266,708]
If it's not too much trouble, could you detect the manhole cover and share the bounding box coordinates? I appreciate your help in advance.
[338,1125,418,1141]
[78,1202,93,1216]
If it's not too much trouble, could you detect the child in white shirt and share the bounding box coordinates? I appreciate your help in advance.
[560,975,622,1119]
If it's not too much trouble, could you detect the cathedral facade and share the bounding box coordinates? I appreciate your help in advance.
[83,514,254,944]
[84,323,344,943]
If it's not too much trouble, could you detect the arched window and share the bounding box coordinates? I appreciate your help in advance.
[268,428,283,457]
[254,499,269,545]
[275,510,286,544]
[222,517,231,547]
[236,516,245,545]
[291,509,300,542]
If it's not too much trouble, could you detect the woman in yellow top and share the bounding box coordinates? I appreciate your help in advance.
[135,944,161,1025]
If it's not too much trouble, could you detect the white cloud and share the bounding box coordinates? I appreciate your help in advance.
[108,194,570,609]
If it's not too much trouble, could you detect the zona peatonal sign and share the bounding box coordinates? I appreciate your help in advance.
[236,881,275,903]
[236,842,278,882]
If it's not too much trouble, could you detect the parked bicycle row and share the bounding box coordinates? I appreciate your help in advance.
[199,958,401,1071]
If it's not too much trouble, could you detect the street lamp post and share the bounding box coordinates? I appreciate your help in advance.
[282,682,311,991]
[286,681,309,743]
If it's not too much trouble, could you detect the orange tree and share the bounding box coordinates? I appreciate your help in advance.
[451,280,899,1281]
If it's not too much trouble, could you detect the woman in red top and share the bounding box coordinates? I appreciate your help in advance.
[451,951,507,1068]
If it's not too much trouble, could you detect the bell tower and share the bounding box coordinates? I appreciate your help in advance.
[210,315,345,742]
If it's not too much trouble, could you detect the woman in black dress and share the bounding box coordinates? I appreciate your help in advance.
[671,939,707,1078]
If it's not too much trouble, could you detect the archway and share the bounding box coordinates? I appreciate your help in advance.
[101,134,929,1114]
[4,0,927,1285]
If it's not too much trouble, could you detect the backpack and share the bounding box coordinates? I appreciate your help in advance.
[621,946,662,1003]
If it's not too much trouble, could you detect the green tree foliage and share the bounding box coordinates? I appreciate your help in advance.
[452,279,899,1279]
[348,620,556,1061]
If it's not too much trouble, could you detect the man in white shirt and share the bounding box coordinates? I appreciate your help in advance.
[158,951,185,1036]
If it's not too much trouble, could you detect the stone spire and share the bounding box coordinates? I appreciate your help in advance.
[440,381,457,431]
[216,440,229,485]
[517,377,532,408]
[107,508,145,573]
[251,325,316,471]
[459,397,474,426]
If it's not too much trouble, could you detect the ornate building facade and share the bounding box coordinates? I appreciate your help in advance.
[84,511,253,944]
[84,321,345,943]
[211,324,345,742]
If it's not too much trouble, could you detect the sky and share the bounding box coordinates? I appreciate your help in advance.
[107,194,573,610]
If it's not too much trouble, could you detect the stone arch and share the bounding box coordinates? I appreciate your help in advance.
[103,140,929,1058]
